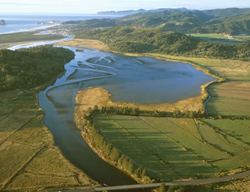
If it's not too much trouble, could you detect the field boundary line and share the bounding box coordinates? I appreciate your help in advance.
[141,116,220,171]
[201,120,250,150]
[2,147,45,190]
[193,119,234,157]
[0,118,33,147]
[166,118,231,160]
[107,115,181,177]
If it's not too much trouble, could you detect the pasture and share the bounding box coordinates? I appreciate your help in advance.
[94,114,250,180]
[188,33,244,45]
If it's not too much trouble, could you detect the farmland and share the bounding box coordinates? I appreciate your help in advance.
[0,90,93,191]
[93,114,250,180]
[188,33,245,45]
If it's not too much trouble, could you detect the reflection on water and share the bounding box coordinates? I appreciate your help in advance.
[38,46,214,185]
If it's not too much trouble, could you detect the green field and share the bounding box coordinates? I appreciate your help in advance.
[189,33,245,45]
[93,114,250,180]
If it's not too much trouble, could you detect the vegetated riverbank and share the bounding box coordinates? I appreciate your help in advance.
[74,88,153,183]
[0,45,96,191]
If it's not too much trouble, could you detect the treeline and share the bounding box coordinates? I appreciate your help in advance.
[87,105,205,118]
[75,27,250,61]
[0,45,75,91]
[0,32,63,43]
[81,106,152,183]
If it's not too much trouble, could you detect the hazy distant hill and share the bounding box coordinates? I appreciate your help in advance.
[64,8,250,35]
[116,8,250,34]
[97,9,146,15]
[97,8,188,15]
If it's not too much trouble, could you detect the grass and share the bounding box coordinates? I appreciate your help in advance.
[0,90,92,191]
[55,38,109,51]
[0,143,37,184]
[207,81,250,116]
[201,119,250,145]
[93,114,250,180]
[196,120,245,155]
[25,148,76,175]
[94,114,232,180]
[188,33,245,45]
[199,119,250,171]
[7,174,78,190]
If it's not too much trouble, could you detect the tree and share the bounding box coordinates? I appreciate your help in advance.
[159,183,166,192]
[110,147,120,162]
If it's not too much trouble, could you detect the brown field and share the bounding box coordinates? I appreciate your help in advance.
[75,87,207,114]
[55,38,109,51]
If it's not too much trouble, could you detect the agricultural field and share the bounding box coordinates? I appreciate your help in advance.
[93,114,250,180]
[207,81,250,116]
[0,90,92,191]
[188,33,246,45]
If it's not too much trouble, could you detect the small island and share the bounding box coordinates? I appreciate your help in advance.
[0,19,6,25]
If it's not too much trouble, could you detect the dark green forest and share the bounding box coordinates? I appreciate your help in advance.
[0,45,75,91]
[76,26,250,60]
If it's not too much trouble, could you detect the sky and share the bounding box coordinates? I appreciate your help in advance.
[0,0,249,15]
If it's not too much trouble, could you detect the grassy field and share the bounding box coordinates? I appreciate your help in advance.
[188,33,246,45]
[0,90,92,191]
[207,81,250,116]
[146,53,250,116]
[93,114,250,181]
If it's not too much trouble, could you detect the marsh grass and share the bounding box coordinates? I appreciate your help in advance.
[0,90,93,191]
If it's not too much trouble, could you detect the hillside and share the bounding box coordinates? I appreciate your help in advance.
[116,8,250,35]
[0,45,75,91]
[64,8,250,35]
[75,26,250,60]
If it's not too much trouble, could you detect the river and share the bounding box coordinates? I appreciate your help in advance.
[10,40,215,186]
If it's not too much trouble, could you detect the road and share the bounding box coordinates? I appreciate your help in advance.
[94,170,250,191]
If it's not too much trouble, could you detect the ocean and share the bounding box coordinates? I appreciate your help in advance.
[0,14,119,34]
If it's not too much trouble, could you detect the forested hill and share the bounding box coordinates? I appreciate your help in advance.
[67,8,250,35]
[76,26,250,60]
[0,45,75,91]
[116,8,250,35]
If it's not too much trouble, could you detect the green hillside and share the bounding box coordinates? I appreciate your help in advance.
[75,26,250,60]
[0,45,75,91]
[64,8,250,35]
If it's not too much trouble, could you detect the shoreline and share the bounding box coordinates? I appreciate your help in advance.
[60,38,224,114]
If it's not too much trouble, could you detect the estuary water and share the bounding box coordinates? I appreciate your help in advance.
[37,46,215,185]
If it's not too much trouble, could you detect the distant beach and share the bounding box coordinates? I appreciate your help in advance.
[0,14,119,34]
